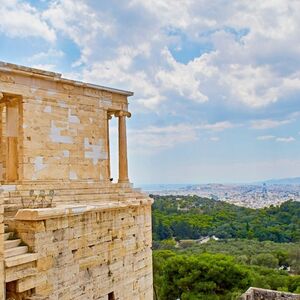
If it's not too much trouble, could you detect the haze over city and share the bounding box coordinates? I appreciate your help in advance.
[1,0,300,184]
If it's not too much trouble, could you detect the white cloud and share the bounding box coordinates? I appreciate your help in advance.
[29,49,64,63]
[257,135,296,143]
[257,135,275,141]
[0,0,56,42]
[276,136,295,143]
[250,119,292,129]
[27,49,65,71]
[126,1,300,109]
[221,64,282,107]
[30,64,57,72]
[127,120,235,154]
[128,123,198,152]
[35,0,300,112]
[201,121,236,131]
[81,45,164,111]
[129,0,194,30]
[155,48,209,103]
[5,0,299,112]
[43,0,113,64]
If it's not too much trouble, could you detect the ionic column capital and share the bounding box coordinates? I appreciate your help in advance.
[107,113,113,120]
[114,110,131,118]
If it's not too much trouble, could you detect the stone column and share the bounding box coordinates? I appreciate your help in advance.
[6,99,19,181]
[0,190,4,300]
[115,111,131,183]
[106,112,113,181]
[0,93,3,181]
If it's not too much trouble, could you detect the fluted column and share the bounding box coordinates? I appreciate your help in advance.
[115,111,131,183]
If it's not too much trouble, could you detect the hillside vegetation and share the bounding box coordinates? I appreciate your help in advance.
[152,195,300,242]
[152,195,300,299]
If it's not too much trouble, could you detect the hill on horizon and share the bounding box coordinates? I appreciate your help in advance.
[139,177,300,189]
[262,177,300,185]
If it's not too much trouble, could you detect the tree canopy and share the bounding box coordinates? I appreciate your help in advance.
[152,195,300,243]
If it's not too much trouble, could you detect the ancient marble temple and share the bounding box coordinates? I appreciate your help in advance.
[0,62,153,300]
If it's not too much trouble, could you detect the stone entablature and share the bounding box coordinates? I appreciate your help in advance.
[240,288,300,300]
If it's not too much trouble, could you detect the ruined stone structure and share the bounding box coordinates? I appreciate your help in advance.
[0,62,153,299]
[240,288,300,300]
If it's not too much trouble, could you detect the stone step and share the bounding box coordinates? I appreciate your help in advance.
[5,192,143,203]
[16,274,46,293]
[5,191,134,201]
[4,189,140,200]
[6,265,37,282]
[4,182,115,190]
[5,246,28,258]
[26,296,46,300]
[5,253,38,268]
[5,239,21,250]
[2,182,136,194]
[4,185,134,195]
[4,232,12,240]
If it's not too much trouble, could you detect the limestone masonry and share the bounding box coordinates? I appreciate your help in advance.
[0,61,153,300]
[240,287,300,300]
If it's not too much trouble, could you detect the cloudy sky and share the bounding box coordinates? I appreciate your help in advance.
[1,0,300,184]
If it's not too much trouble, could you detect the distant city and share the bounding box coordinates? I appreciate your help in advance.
[139,177,300,209]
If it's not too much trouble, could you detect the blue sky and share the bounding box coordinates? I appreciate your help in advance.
[1,0,300,184]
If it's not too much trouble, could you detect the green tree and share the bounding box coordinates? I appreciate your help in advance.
[250,253,279,268]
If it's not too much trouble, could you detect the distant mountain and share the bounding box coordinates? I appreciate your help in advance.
[263,177,300,185]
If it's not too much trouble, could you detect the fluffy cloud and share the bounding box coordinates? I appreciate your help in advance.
[155,48,209,104]
[43,0,112,62]
[0,0,56,42]
[29,0,300,114]
[3,0,300,112]
[3,0,299,149]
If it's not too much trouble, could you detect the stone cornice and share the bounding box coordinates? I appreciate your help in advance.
[0,61,134,97]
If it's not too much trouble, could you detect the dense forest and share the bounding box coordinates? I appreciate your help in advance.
[154,250,300,300]
[152,195,300,242]
[151,195,300,299]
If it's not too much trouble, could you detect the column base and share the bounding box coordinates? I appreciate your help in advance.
[117,181,133,188]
